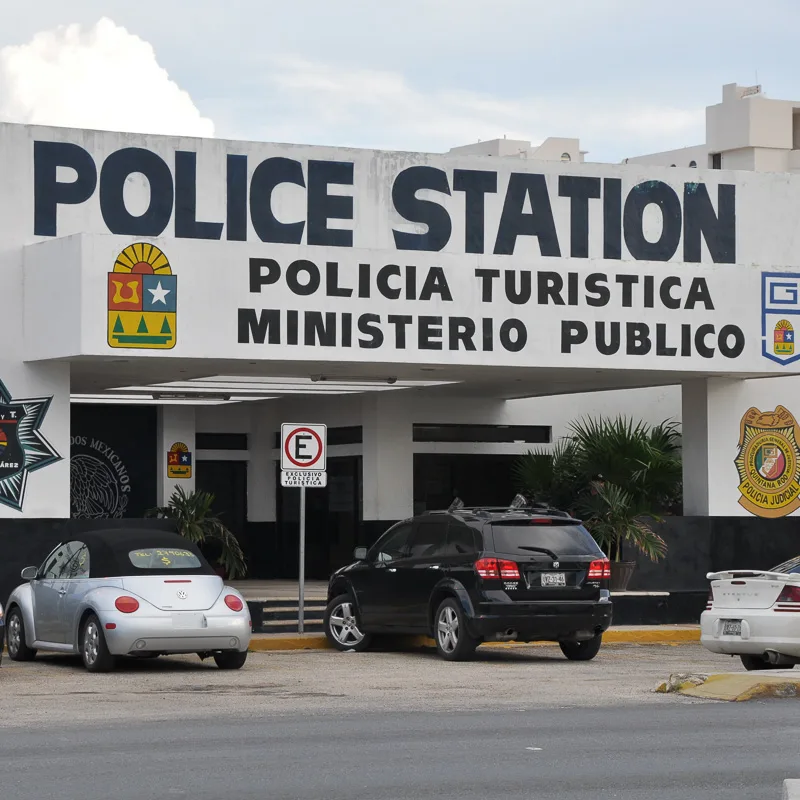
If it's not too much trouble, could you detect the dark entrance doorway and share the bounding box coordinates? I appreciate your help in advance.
[413,453,519,513]
[195,460,248,563]
[275,456,362,579]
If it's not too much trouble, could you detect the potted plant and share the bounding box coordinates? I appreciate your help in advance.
[146,486,247,580]
[513,415,680,591]
[575,482,667,591]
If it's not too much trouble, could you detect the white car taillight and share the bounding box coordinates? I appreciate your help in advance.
[775,585,800,612]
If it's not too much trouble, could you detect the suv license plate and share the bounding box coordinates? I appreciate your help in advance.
[541,572,566,587]
[722,620,742,636]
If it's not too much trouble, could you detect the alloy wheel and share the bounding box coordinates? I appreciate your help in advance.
[328,601,365,647]
[83,620,100,666]
[8,613,21,657]
[437,606,459,654]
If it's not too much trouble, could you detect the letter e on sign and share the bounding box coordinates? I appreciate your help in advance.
[281,423,327,472]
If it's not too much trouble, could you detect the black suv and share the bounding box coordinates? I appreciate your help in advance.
[324,499,613,661]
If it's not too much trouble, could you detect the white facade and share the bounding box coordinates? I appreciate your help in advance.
[448,137,585,164]
[2,118,800,530]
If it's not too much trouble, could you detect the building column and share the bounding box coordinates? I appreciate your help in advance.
[361,393,414,523]
[681,378,747,516]
[156,405,196,505]
[248,405,278,523]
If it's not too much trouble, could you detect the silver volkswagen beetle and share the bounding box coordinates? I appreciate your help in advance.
[4,529,251,672]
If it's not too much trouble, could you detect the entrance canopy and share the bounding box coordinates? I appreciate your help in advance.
[23,229,795,403]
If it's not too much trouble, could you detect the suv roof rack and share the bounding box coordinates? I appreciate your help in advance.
[422,495,573,519]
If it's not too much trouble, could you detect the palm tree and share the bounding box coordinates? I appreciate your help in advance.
[145,486,247,579]
[575,482,667,563]
[513,416,680,570]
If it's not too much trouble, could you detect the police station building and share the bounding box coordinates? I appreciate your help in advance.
[2,115,800,584]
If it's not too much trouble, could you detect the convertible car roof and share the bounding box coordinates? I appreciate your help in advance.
[70,529,216,577]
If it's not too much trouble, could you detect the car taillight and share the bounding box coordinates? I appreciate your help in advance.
[499,560,520,579]
[475,558,519,579]
[476,558,498,578]
[225,594,244,612]
[587,559,611,580]
[115,596,139,613]
[706,589,713,610]
[775,585,800,612]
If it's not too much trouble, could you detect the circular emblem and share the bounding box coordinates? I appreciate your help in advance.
[735,405,800,518]
[69,438,130,519]
[176,590,188,600]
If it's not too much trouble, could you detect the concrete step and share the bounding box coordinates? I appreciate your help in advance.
[260,619,325,634]
[261,599,328,608]
[263,609,327,622]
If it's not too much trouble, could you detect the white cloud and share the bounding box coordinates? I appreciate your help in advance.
[0,18,214,137]
[260,56,704,160]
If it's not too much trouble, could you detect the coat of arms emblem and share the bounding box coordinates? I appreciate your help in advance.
[762,273,800,365]
[107,243,176,349]
[735,405,800,517]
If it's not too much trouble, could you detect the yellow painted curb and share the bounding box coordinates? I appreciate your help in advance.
[657,671,800,701]
[682,673,800,702]
[249,635,330,652]
[604,628,699,644]
[246,628,700,652]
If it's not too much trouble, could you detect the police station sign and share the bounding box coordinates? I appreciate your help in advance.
[11,122,800,375]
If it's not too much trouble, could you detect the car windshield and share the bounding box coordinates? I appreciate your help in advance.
[490,521,604,557]
[128,548,202,570]
[770,555,800,574]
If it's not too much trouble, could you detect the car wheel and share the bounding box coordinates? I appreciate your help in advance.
[7,607,36,662]
[435,598,478,662]
[213,651,248,670]
[740,654,787,671]
[560,634,603,661]
[81,614,116,673]
[324,594,372,652]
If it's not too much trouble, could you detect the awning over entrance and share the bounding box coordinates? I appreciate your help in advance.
[22,231,792,402]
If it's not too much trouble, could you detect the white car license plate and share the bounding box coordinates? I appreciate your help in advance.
[171,612,205,629]
[722,620,742,636]
[541,572,566,587]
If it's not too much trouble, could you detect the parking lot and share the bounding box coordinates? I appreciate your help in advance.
[0,641,743,726]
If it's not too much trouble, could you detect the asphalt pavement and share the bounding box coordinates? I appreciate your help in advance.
[2,644,798,799]
[3,704,798,800]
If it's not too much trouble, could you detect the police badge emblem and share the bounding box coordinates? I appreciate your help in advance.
[0,380,61,511]
[735,405,800,518]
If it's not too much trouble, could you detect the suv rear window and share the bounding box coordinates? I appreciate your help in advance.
[771,555,800,574]
[489,521,604,557]
[128,548,202,570]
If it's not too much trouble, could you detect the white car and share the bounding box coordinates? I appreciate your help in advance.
[700,555,800,670]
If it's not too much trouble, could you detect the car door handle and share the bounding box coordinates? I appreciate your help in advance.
[387,568,396,573]
[427,564,441,570]
[57,588,67,596]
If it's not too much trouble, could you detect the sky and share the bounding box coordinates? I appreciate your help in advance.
[2,0,799,162]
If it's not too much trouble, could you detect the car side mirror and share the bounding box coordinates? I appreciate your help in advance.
[353,547,367,561]
[21,566,38,581]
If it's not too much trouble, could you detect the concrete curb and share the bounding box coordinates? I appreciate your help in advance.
[0,626,701,656]
[247,626,701,652]
[656,671,800,701]
[784,780,800,799]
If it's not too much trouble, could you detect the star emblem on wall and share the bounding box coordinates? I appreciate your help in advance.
[0,380,61,511]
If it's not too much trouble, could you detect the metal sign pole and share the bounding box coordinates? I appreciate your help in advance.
[298,485,306,634]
